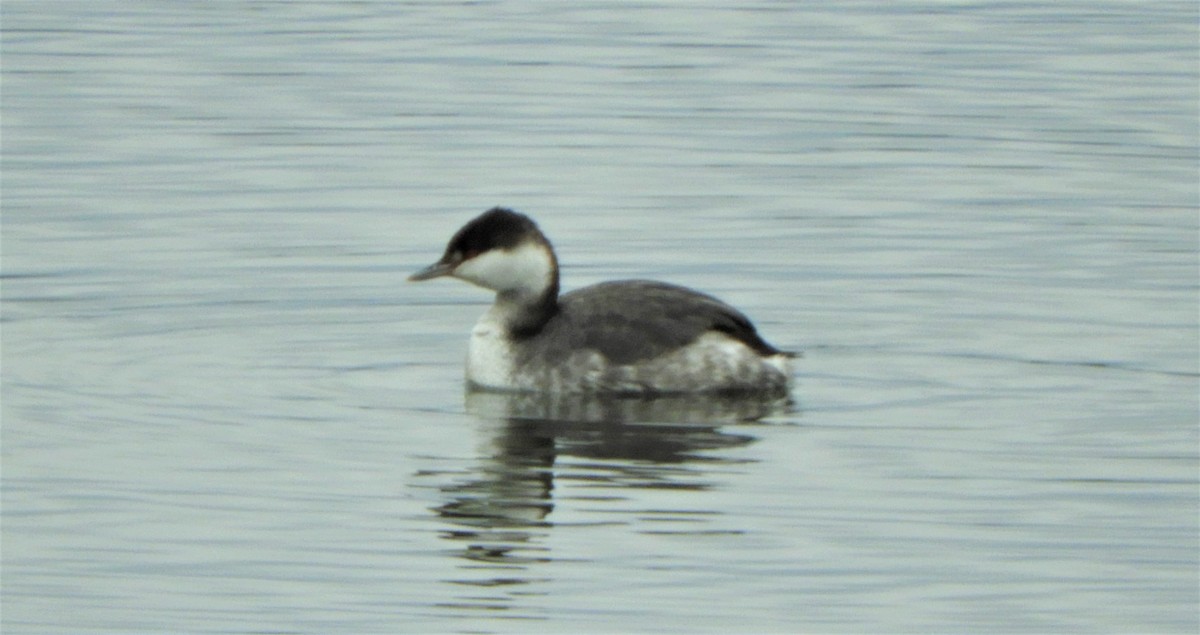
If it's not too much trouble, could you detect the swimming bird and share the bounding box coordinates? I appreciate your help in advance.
[410,207,794,394]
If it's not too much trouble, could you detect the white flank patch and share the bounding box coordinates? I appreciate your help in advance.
[628,332,792,392]
[762,352,794,377]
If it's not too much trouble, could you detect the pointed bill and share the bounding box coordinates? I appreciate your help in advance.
[408,260,456,281]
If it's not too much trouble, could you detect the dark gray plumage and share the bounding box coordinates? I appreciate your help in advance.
[514,279,792,366]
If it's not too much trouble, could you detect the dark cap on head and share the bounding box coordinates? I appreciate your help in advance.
[444,207,540,259]
[409,207,548,282]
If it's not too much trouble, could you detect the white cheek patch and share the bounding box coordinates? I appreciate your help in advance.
[454,241,552,295]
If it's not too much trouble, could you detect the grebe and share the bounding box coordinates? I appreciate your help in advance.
[410,207,794,394]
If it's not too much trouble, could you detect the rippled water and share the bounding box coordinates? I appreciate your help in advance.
[3,2,1197,633]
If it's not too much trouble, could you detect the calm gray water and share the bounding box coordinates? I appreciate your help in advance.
[3,2,1197,633]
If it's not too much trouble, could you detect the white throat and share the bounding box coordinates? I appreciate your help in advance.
[452,240,556,298]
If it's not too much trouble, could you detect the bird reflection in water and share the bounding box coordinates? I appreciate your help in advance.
[432,389,792,615]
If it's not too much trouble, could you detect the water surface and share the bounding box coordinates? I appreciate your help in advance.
[3,2,1197,633]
